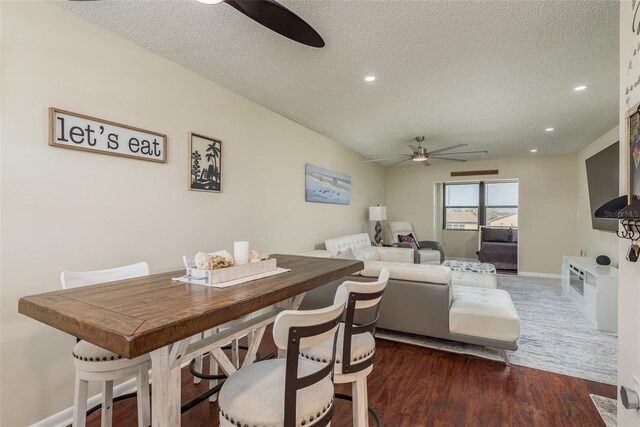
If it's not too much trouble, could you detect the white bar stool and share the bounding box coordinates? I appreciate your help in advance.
[61,262,151,427]
[301,268,389,426]
[217,288,348,427]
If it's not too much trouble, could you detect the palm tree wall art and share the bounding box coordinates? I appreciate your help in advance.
[189,133,222,192]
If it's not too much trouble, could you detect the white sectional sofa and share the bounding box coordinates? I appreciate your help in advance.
[323,232,415,263]
[299,233,521,363]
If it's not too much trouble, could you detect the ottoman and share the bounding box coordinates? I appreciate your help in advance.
[449,286,520,346]
[451,271,497,289]
[443,260,497,289]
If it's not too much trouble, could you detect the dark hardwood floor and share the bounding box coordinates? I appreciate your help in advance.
[86,329,615,427]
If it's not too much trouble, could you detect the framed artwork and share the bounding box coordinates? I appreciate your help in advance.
[305,163,351,205]
[49,107,167,163]
[189,133,221,192]
[627,102,640,202]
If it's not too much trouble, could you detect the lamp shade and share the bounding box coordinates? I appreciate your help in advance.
[369,206,387,221]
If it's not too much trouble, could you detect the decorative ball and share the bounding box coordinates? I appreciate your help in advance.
[596,255,611,266]
[194,252,209,269]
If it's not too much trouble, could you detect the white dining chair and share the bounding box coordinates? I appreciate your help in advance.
[301,268,390,427]
[61,262,151,427]
[218,288,348,427]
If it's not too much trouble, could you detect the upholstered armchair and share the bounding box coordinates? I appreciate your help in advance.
[388,221,445,265]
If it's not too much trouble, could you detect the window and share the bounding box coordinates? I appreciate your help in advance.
[444,183,479,230]
[485,182,518,228]
[443,181,518,230]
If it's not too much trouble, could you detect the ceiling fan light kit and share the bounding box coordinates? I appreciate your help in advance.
[368,136,488,167]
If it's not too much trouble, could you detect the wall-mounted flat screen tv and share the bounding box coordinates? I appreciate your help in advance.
[586,141,619,232]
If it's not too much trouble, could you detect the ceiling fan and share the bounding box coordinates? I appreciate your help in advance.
[69,0,325,48]
[365,137,488,167]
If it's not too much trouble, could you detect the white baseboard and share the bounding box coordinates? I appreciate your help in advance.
[30,359,193,427]
[30,378,138,427]
[517,271,561,279]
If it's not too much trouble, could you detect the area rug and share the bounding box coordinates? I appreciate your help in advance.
[590,394,617,426]
[376,274,617,385]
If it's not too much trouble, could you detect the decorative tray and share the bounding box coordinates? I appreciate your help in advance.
[186,258,277,285]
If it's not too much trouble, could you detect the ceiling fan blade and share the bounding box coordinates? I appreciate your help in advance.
[428,144,468,155]
[430,156,468,163]
[408,144,419,153]
[422,160,431,167]
[363,156,410,163]
[388,158,412,166]
[365,152,407,156]
[224,0,324,47]
[439,150,488,155]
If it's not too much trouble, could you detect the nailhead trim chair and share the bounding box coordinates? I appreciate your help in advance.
[301,269,390,426]
[61,262,151,427]
[218,288,348,427]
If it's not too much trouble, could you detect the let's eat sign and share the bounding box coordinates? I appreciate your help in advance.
[49,108,167,163]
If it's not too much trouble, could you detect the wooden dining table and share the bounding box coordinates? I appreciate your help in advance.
[18,254,363,426]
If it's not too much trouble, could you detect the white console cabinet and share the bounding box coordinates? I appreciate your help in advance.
[561,256,618,332]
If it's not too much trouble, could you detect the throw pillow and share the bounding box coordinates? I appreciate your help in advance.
[335,247,356,260]
[398,233,421,249]
[482,228,511,243]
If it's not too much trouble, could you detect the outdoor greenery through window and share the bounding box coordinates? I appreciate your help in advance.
[444,181,518,230]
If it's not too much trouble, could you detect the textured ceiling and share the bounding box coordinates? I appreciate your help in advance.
[57,0,619,165]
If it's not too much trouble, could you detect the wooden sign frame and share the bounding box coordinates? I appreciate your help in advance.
[49,107,167,163]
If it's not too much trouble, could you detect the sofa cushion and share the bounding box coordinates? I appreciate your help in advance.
[377,247,415,263]
[360,261,451,285]
[353,246,380,262]
[325,233,372,256]
[335,247,356,260]
[450,287,520,342]
[482,228,511,243]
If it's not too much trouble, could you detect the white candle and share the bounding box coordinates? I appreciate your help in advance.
[234,241,250,265]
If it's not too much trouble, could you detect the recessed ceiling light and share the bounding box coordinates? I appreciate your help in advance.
[364,75,376,82]
[545,128,554,132]
[574,85,587,91]
[531,149,538,153]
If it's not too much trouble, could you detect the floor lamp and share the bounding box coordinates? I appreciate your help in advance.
[369,206,387,245]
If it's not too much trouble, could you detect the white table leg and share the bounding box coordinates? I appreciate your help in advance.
[150,340,188,427]
[210,347,238,377]
[289,293,306,310]
[242,326,266,368]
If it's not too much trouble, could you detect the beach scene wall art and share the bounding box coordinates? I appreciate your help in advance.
[189,133,221,193]
[305,164,351,205]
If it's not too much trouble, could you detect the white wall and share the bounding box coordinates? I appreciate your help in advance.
[618,2,640,425]
[576,127,619,265]
[0,2,385,425]
[385,155,579,274]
